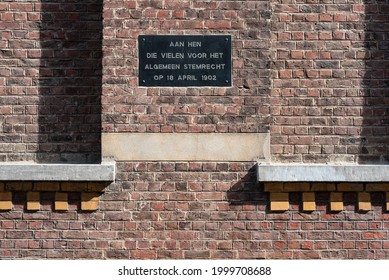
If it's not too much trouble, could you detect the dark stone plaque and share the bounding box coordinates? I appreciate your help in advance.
[139,35,232,87]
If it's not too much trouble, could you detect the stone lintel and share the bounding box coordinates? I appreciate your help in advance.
[257,164,389,182]
[0,163,115,181]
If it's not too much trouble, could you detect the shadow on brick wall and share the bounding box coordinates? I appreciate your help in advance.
[226,165,266,206]
[359,1,389,163]
[38,0,102,163]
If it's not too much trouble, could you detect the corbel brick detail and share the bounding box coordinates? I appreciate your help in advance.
[264,183,283,192]
[81,193,100,211]
[358,192,371,212]
[0,181,107,212]
[302,192,316,212]
[284,183,310,192]
[330,192,343,212]
[264,182,389,193]
[2,182,107,192]
[269,193,289,212]
[366,183,389,192]
[264,182,389,212]
[0,192,12,211]
[337,183,364,192]
[311,183,336,192]
[26,192,40,211]
[34,182,60,192]
[54,192,69,211]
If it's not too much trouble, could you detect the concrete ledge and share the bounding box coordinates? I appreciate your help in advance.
[0,163,115,181]
[257,164,389,182]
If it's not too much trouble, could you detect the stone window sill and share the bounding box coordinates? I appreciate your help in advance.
[0,162,115,181]
[257,163,389,182]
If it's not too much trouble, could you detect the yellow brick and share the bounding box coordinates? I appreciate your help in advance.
[284,183,310,192]
[270,192,289,201]
[27,192,39,201]
[0,192,12,210]
[27,192,40,211]
[54,192,68,211]
[81,192,100,211]
[311,183,336,192]
[34,182,60,192]
[358,192,371,211]
[61,182,88,192]
[330,192,343,212]
[302,192,316,212]
[269,192,289,211]
[7,182,33,191]
[0,182,4,192]
[0,192,12,201]
[87,182,106,192]
[366,183,389,192]
[337,183,363,192]
[27,201,40,211]
[264,183,283,192]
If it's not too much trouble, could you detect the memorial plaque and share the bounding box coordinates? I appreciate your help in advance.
[139,35,232,87]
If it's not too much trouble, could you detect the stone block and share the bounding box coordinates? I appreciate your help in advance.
[0,163,115,181]
[257,164,389,182]
[103,133,270,161]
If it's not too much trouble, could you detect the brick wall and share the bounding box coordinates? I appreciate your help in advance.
[0,0,389,260]
[2,169,389,259]
[271,0,389,163]
[102,0,271,134]
[0,0,102,163]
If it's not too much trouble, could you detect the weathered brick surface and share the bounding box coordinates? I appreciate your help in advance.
[102,0,271,134]
[0,166,389,258]
[0,0,102,163]
[271,0,389,163]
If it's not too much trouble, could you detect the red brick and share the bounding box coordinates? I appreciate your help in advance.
[131,250,157,259]
[362,232,387,240]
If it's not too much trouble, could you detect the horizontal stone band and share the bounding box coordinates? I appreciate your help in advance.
[103,133,270,161]
[257,164,389,182]
[0,163,115,181]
